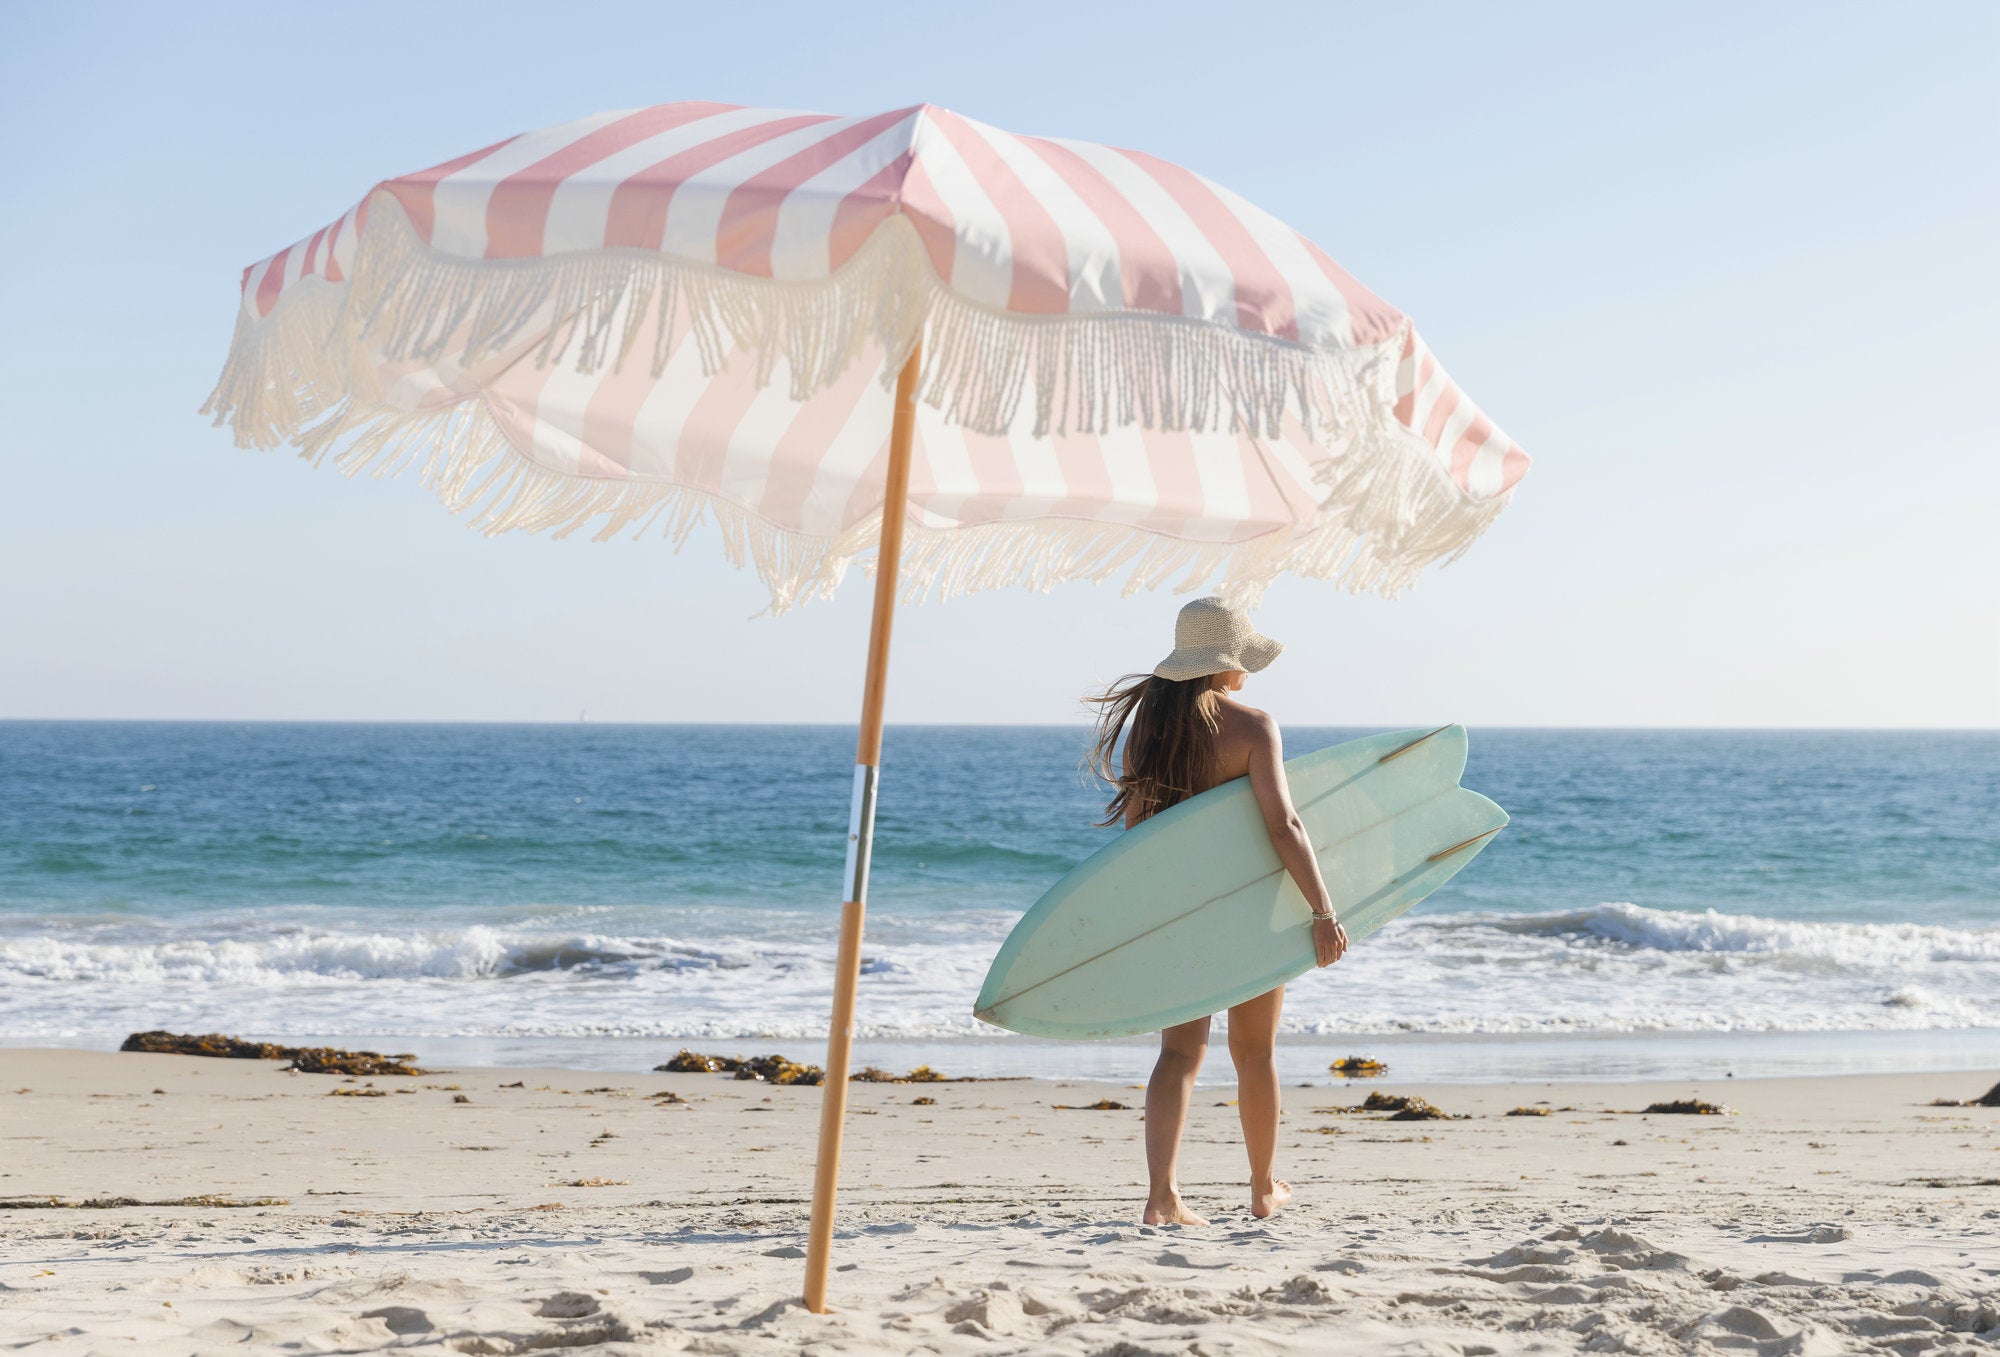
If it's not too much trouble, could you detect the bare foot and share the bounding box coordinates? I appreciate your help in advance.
[1142,1192,1209,1226]
[1249,1178,1293,1218]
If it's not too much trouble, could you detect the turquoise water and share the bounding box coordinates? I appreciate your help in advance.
[2,723,1996,1081]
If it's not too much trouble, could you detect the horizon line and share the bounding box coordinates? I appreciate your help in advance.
[2,717,1995,735]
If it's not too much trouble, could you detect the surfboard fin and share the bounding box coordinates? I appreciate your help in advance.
[1426,826,1504,862]
[1378,725,1454,764]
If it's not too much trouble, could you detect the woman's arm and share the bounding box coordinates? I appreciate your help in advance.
[1244,712,1349,968]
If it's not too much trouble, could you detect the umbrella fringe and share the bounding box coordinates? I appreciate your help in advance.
[202,197,937,453]
[202,286,377,451]
[201,197,1511,611]
[914,284,1382,444]
[208,198,1418,451]
[880,417,1509,609]
[283,383,1503,616]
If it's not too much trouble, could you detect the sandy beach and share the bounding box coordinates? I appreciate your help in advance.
[2,1049,1995,1354]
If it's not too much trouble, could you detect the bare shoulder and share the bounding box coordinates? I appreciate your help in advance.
[1217,697,1281,752]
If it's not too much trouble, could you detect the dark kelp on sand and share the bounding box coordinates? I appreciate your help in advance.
[1329,1057,1388,1077]
[1,1195,288,1210]
[852,1064,942,1083]
[654,1050,824,1084]
[1316,1091,1468,1121]
[1381,1097,1463,1122]
[121,1031,424,1076]
[656,1049,1014,1085]
[1931,1081,2000,1108]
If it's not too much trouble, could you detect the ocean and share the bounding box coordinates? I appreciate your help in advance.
[3,722,1996,1084]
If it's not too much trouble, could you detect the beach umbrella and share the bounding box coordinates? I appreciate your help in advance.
[203,100,1530,1308]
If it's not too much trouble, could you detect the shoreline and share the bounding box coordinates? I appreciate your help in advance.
[3,1049,1996,1353]
[10,1024,2000,1087]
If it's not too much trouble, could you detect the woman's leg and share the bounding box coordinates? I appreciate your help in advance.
[1143,1015,1211,1225]
[1227,984,1291,1217]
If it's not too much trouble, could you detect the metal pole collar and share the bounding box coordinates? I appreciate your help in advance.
[841,764,879,904]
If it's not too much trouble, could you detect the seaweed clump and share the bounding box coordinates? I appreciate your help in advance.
[1053,1099,1130,1111]
[121,1031,422,1075]
[1935,1081,2000,1108]
[1507,1106,1553,1117]
[658,1050,1011,1086]
[851,1064,968,1083]
[1358,1092,1462,1121]
[0,1194,287,1210]
[285,1048,422,1076]
[1640,1099,1731,1116]
[121,1031,289,1060]
[733,1055,825,1086]
[1330,1057,1388,1077]
[658,1049,737,1074]
[651,1049,824,1083]
[1387,1099,1454,1122]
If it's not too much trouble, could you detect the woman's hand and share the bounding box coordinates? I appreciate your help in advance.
[1311,914,1348,968]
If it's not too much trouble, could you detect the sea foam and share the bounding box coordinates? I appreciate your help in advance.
[1481,902,2000,963]
[1,902,1994,1044]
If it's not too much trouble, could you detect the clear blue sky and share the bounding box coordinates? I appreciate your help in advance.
[1,1,1993,727]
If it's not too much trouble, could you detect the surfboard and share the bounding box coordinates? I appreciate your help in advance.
[974,725,1507,1040]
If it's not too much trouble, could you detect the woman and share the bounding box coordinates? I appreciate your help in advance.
[1086,597,1349,1225]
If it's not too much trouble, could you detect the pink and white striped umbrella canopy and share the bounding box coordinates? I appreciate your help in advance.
[208,101,1528,611]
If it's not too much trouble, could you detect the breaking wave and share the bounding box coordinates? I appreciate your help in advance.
[1474,902,2000,964]
[1,902,1995,1045]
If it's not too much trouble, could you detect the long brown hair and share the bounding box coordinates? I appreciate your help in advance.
[1084,672,1222,827]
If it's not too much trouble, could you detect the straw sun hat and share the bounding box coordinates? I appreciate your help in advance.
[1152,597,1283,682]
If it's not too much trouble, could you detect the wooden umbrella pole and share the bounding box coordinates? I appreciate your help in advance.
[803,342,923,1314]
